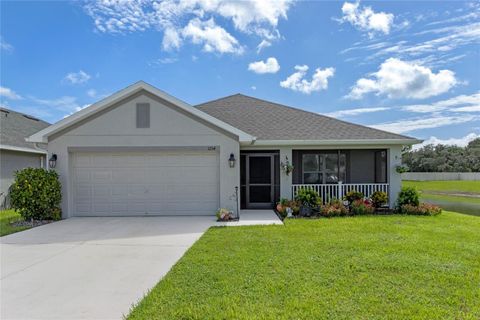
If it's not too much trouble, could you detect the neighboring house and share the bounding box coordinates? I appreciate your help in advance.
[1,108,50,208]
[27,81,420,218]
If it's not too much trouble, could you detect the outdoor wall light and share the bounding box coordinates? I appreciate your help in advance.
[49,154,57,169]
[228,153,236,168]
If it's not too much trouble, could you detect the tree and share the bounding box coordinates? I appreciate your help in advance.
[402,139,480,172]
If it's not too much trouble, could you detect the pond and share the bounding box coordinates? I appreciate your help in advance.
[422,197,480,217]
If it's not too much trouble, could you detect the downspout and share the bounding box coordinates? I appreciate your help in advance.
[32,142,47,169]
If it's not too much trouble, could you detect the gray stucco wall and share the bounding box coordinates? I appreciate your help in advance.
[0,150,45,208]
[47,92,240,218]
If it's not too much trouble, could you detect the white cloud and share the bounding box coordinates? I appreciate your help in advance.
[256,39,272,53]
[86,89,97,98]
[348,58,457,99]
[326,106,390,118]
[400,92,480,113]
[0,86,22,100]
[162,28,182,51]
[340,1,394,37]
[251,86,257,90]
[412,133,480,150]
[280,65,335,94]
[0,37,13,52]
[453,105,480,112]
[182,18,244,54]
[83,0,293,54]
[371,114,480,134]
[369,22,480,62]
[63,70,91,85]
[248,57,280,74]
[31,96,82,114]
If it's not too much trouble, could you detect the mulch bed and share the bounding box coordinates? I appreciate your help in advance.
[10,220,54,228]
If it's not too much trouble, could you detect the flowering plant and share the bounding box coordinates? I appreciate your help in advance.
[216,208,234,221]
[350,199,374,215]
[400,203,442,216]
[321,199,349,217]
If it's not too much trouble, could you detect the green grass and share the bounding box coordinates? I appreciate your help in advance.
[0,209,30,236]
[420,193,480,205]
[128,212,480,319]
[403,180,480,194]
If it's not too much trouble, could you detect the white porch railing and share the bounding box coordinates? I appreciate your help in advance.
[292,183,389,204]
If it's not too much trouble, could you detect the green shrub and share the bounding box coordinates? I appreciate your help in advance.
[295,188,322,207]
[370,191,388,208]
[350,199,374,215]
[344,190,364,204]
[320,199,349,217]
[400,203,442,216]
[396,186,420,209]
[10,168,62,221]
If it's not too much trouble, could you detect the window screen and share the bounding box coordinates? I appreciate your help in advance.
[136,103,150,128]
[302,152,346,184]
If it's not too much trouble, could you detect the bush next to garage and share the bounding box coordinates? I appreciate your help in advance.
[10,168,62,221]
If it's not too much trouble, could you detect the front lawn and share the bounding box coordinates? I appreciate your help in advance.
[0,209,30,236]
[129,211,480,319]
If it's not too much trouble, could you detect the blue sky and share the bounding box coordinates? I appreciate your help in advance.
[1,0,479,147]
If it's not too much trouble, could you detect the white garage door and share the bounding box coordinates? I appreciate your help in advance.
[72,150,219,216]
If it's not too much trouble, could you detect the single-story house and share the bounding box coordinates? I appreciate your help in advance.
[1,107,50,208]
[27,81,420,218]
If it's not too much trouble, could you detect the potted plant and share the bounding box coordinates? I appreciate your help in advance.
[280,156,294,176]
[276,198,289,214]
[294,188,321,217]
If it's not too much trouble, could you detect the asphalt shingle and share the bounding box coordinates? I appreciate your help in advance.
[0,108,50,150]
[196,94,415,141]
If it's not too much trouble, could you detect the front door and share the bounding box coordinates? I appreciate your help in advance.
[245,154,274,208]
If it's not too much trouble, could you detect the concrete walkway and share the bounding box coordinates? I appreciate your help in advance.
[0,217,214,320]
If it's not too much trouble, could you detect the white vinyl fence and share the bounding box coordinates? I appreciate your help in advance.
[402,172,480,181]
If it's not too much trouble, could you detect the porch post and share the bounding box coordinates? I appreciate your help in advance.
[279,146,293,200]
[388,146,402,208]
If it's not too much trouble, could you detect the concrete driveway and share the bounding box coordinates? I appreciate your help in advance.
[1,217,214,320]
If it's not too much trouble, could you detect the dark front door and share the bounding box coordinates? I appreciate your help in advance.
[246,154,274,208]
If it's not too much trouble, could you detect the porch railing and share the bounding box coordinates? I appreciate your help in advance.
[292,183,389,204]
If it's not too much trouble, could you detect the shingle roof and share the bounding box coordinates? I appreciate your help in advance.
[0,108,50,150]
[196,94,415,141]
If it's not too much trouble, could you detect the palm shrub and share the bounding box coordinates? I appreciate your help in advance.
[344,190,364,204]
[10,168,62,221]
[370,191,388,208]
[295,188,322,207]
[396,186,420,210]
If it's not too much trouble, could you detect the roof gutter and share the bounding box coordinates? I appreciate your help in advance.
[0,144,47,154]
[246,138,423,146]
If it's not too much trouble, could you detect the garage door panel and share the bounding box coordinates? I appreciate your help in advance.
[73,150,219,216]
[112,155,146,167]
[75,169,91,183]
[91,170,112,182]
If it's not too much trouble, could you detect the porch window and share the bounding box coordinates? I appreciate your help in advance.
[302,152,346,184]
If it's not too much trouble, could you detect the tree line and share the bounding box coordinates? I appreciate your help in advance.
[402,138,480,172]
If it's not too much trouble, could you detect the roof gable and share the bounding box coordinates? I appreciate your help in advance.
[196,94,420,145]
[27,82,254,143]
